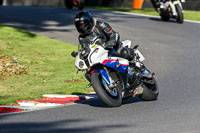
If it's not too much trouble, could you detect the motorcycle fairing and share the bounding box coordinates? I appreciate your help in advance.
[121,40,131,48]
[90,69,111,85]
[141,69,153,79]
[101,58,129,74]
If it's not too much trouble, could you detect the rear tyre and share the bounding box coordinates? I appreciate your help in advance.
[140,77,159,101]
[160,14,170,22]
[91,72,122,107]
[175,4,184,24]
[0,0,3,6]
[64,0,73,9]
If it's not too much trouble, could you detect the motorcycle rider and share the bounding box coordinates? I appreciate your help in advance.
[151,0,171,12]
[151,0,163,12]
[74,11,135,61]
[151,0,158,9]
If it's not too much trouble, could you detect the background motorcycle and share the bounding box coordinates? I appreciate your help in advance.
[152,0,185,23]
[64,0,84,10]
[71,40,159,107]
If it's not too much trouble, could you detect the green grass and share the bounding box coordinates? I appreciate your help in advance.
[88,7,200,22]
[0,25,91,105]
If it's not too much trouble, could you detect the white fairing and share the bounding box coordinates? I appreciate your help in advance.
[115,57,129,65]
[135,49,145,62]
[75,40,145,70]
[75,53,88,69]
[121,40,131,48]
[89,45,108,65]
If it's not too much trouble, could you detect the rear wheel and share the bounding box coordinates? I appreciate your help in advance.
[140,77,159,101]
[175,4,184,24]
[64,0,73,9]
[91,72,122,107]
[160,14,170,22]
[0,0,3,6]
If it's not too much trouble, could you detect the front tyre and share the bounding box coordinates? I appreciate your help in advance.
[140,77,159,101]
[77,0,84,10]
[175,4,184,24]
[91,72,122,107]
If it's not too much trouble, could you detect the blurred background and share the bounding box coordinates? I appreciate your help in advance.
[0,0,200,11]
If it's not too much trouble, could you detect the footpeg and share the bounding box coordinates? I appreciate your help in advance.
[86,83,92,88]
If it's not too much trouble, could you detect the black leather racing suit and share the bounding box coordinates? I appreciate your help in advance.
[78,19,120,58]
[151,0,158,9]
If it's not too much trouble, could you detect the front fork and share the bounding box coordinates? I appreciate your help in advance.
[90,69,115,88]
[89,65,151,98]
[170,0,183,16]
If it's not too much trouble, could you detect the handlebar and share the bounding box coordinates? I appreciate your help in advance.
[71,51,78,58]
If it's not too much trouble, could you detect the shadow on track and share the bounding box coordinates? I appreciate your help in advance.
[0,6,77,34]
[149,17,177,23]
[0,118,131,133]
[76,96,143,108]
[0,6,178,37]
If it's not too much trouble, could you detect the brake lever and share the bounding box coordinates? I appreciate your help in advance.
[133,45,139,49]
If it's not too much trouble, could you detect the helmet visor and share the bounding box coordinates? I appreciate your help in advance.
[75,22,88,35]
[75,17,94,35]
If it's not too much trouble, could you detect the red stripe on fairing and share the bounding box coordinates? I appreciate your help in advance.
[110,28,113,33]
[102,59,118,64]
[90,69,96,75]
[120,64,128,66]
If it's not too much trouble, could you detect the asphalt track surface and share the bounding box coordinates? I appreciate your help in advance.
[0,6,200,133]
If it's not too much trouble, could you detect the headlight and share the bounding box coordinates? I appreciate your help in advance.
[79,61,84,68]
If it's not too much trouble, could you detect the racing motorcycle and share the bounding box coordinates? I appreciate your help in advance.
[71,39,159,107]
[153,0,185,23]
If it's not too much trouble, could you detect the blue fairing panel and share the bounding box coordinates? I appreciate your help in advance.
[102,59,128,74]
[91,69,111,85]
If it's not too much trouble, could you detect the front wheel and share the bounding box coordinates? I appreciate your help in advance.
[175,4,184,24]
[140,77,159,101]
[91,72,122,107]
[77,0,84,10]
